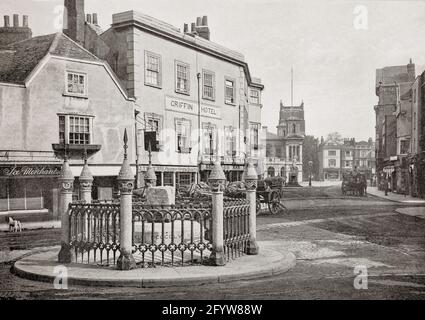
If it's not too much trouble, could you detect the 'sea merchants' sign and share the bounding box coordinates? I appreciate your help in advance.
[1,165,62,177]
[165,96,221,119]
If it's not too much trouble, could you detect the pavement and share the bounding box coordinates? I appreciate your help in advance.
[12,241,296,288]
[367,187,425,204]
[396,207,425,219]
[0,220,61,232]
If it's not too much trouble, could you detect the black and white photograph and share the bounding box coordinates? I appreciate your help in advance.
[0,0,424,305]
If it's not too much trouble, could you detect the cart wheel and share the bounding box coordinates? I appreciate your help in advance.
[256,199,261,215]
[268,191,281,215]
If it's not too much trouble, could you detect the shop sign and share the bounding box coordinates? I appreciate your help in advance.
[165,96,221,119]
[0,165,62,177]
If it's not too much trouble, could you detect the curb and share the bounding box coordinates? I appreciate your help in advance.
[11,245,296,288]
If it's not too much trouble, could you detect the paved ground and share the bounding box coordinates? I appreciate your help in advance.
[1,185,424,300]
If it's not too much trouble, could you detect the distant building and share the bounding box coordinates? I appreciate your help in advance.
[318,137,375,182]
[265,100,305,184]
[374,60,415,193]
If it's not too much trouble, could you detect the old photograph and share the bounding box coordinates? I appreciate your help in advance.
[0,0,424,305]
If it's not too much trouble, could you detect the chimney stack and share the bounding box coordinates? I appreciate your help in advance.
[4,15,10,27]
[92,13,98,25]
[86,14,92,24]
[183,23,188,33]
[0,14,32,46]
[202,15,208,26]
[191,22,196,33]
[194,15,210,40]
[63,0,85,45]
[22,15,28,28]
[13,14,19,27]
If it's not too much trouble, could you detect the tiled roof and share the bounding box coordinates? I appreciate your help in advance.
[0,33,99,85]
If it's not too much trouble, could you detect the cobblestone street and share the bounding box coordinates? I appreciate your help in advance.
[1,186,424,299]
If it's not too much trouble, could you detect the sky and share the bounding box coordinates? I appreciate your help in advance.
[2,0,425,141]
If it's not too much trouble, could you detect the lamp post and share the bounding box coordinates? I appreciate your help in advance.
[308,160,313,187]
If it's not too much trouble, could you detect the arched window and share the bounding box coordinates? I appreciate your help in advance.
[268,167,275,177]
[281,167,286,178]
[292,124,296,134]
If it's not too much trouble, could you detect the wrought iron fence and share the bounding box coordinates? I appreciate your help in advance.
[69,202,120,266]
[223,198,250,261]
[132,203,213,267]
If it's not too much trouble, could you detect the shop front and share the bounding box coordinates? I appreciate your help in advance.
[0,164,62,218]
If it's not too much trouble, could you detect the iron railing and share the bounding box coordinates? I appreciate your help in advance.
[132,203,213,267]
[223,198,250,261]
[69,202,120,266]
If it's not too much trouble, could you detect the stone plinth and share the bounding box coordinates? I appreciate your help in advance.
[146,186,176,206]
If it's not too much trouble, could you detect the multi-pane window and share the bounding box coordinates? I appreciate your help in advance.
[66,72,86,95]
[175,62,189,94]
[176,118,191,153]
[225,127,236,156]
[145,113,162,141]
[163,172,174,186]
[328,150,337,156]
[58,115,91,145]
[225,79,235,104]
[178,173,192,186]
[250,89,260,104]
[202,123,217,156]
[145,51,161,87]
[250,123,260,150]
[59,116,66,144]
[328,159,336,167]
[203,70,215,100]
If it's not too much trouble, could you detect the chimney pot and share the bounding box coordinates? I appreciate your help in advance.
[22,15,28,27]
[196,17,202,26]
[86,14,92,23]
[13,14,19,27]
[183,23,188,33]
[92,13,98,25]
[4,15,10,27]
[191,22,196,32]
[202,16,208,26]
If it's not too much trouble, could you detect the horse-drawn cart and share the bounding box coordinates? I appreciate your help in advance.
[256,177,286,215]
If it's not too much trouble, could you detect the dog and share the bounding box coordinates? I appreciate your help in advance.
[6,217,22,233]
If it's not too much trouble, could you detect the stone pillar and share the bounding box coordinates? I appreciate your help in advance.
[145,164,157,188]
[244,160,259,255]
[79,159,93,203]
[58,159,75,264]
[116,129,136,270]
[208,161,226,266]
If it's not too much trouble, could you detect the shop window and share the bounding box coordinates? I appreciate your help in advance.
[178,173,192,186]
[145,51,162,88]
[175,61,190,94]
[163,172,174,186]
[66,71,87,96]
[203,70,215,100]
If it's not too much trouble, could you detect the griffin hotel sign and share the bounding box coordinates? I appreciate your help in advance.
[165,96,221,119]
